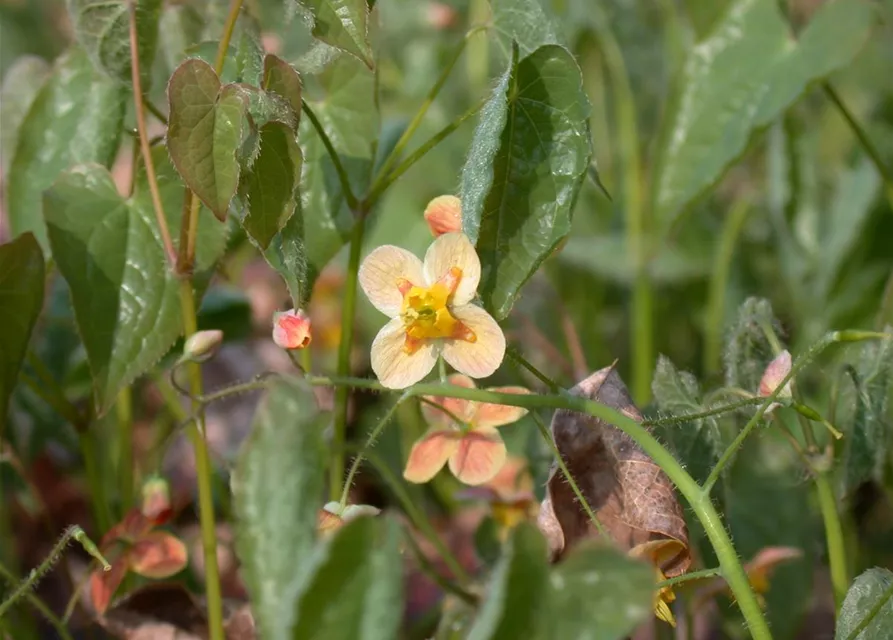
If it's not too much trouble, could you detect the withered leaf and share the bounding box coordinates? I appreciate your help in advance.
[536,366,691,577]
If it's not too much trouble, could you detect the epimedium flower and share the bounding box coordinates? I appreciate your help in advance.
[423,195,462,236]
[404,374,529,486]
[272,308,312,350]
[457,456,537,538]
[629,539,687,628]
[358,233,505,389]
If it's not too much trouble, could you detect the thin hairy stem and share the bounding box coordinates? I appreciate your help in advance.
[657,567,721,589]
[0,562,74,640]
[507,346,563,393]
[643,397,762,428]
[302,100,358,210]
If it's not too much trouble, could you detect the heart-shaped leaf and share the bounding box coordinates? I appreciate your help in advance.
[0,233,45,427]
[263,54,303,115]
[836,568,893,640]
[239,122,303,249]
[167,58,247,221]
[6,47,126,251]
[460,44,592,319]
[290,517,403,640]
[68,0,163,85]
[490,0,565,56]
[232,377,327,640]
[0,55,50,169]
[653,0,875,231]
[303,0,373,69]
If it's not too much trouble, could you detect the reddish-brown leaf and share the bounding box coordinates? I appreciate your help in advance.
[536,366,691,577]
[102,509,153,548]
[129,531,188,579]
[90,559,128,614]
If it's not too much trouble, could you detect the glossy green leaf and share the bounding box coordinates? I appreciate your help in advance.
[264,54,303,115]
[490,0,565,56]
[841,334,893,493]
[6,48,126,251]
[836,568,893,640]
[167,58,247,221]
[468,523,549,640]
[290,517,403,640]
[548,543,654,640]
[303,0,373,69]
[653,0,875,231]
[43,166,179,415]
[0,55,50,169]
[68,0,162,84]
[461,44,592,319]
[233,377,327,640]
[240,123,303,249]
[0,234,45,428]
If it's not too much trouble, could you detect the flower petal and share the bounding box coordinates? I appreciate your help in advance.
[448,427,506,485]
[474,386,531,428]
[128,531,188,579]
[423,233,480,305]
[90,559,127,614]
[359,245,425,317]
[371,318,438,389]
[424,195,462,236]
[441,304,505,379]
[404,429,460,483]
[420,373,476,428]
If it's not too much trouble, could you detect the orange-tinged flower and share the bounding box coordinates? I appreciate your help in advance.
[89,508,187,614]
[630,539,688,628]
[404,374,528,485]
[759,350,793,398]
[458,456,537,537]
[359,234,505,389]
[317,502,381,535]
[424,195,462,236]
[272,308,312,350]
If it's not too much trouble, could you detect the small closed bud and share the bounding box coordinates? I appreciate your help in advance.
[183,330,223,362]
[426,2,459,30]
[273,309,312,350]
[141,476,172,525]
[424,195,462,236]
[758,350,793,398]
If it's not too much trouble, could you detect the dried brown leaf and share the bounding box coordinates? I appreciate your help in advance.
[536,366,691,577]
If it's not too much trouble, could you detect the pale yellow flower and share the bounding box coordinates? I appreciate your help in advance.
[358,233,505,389]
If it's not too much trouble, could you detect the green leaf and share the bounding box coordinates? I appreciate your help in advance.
[0,55,50,169]
[235,27,265,86]
[232,377,327,640]
[653,0,875,231]
[460,44,592,319]
[0,234,45,428]
[68,0,163,85]
[264,54,303,115]
[490,0,565,56]
[836,568,893,640]
[262,212,312,309]
[167,58,247,221]
[548,543,654,640]
[6,48,126,251]
[302,0,373,69]
[468,523,549,640]
[290,517,403,640]
[651,354,722,485]
[841,334,893,493]
[723,297,780,391]
[239,123,303,249]
[157,4,203,75]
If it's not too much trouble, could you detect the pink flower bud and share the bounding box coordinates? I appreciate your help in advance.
[759,350,793,398]
[183,330,223,362]
[423,195,462,237]
[141,476,172,525]
[273,309,312,350]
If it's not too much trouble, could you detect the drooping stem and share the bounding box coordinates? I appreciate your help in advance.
[340,393,411,508]
[116,387,134,511]
[0,526,109,620]
[815,471,848,610]
[0,562,74,640]
[530,412,606,536]
[330,216,366,501]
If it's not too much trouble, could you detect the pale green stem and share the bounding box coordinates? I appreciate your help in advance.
[214,0,243,77]
[506,346,563,393]
[657,567,721,590]
[79,430,112,533]
[530,412,607,536]
[815,472,848,611]
[643,397,762,428]
[704,200,750,373]
[0,562,73,640]
[116,387,134,511]
[330,216,366,501]
[302,100,358,210]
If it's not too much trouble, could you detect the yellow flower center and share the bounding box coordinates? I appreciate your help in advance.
[397,267,476,354]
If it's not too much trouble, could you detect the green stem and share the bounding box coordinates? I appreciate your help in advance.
[530,412,607,536]
[657,567,721,590]
[330,216,366,501]
[704,200,750,373]
[302,100,358,210]
[339,393,411,508]
[0,562,73,640]
[643,397,762,428]
[24,352,83,428]
[844,577,893,640]
[0,526,108,619]
[361,449,470,583]
[363,99,486,208]
[815,472,848,611]
[177,281,224,640]
[116,387,134,511]
[506,346,563,393]
[79,430,112,533]
[308,375,771,639]
[215,0,243,76]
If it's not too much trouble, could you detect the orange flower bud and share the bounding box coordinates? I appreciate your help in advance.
[423,195,462,237]
[272,309,312,350]
[141,476,172,525]
[759,350,793,398]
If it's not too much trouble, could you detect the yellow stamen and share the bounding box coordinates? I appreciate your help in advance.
[398,268,476,351]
